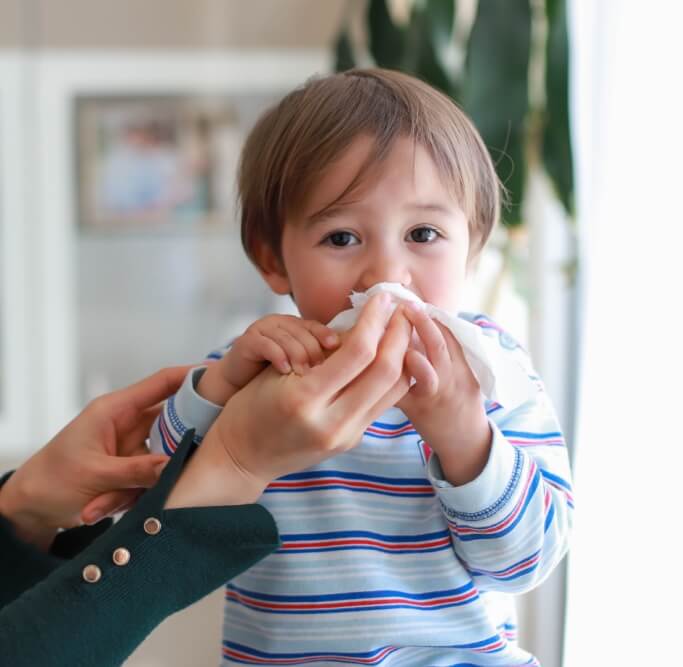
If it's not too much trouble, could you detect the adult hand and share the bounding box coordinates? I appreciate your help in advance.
[0,366,190,549]
[165,294,413,509]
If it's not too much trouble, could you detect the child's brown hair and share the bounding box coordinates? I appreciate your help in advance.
[238,68,501,266]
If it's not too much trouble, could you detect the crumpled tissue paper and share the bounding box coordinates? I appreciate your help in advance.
[327,282,537,409]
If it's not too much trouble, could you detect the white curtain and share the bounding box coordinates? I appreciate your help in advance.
[564,1,683,664]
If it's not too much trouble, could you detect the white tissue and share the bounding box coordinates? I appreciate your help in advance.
[327,282,537,409]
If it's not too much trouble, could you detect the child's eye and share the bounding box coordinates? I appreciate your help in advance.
[323,231,359,247]
[408,226,441,243]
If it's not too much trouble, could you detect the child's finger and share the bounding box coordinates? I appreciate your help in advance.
[404,349,439,398]
[267,328,311,375]
[253,335,293,374]
[403,304,452,376]
[278,322,330,368]
[301,320,340,350]
[434,320,467,363]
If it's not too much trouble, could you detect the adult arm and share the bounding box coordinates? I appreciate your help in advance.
[0,294,413,666]
[0,430,279,667]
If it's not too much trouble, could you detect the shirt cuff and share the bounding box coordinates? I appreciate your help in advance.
[427,420,523,522]
[171,366,223,440]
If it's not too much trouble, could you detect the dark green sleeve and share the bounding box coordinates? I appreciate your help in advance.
[0,432,280,666]
[0,481,114,609]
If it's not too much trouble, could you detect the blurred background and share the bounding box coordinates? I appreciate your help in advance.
[0,1,681,666]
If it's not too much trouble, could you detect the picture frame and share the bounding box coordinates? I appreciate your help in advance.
[74,94,242,232]
[23,49,327,440]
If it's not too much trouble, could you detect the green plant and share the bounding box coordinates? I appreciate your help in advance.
[334,0,573,228]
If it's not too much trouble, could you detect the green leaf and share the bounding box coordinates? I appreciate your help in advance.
[425,0,455,52]
[368,0,406,69]
[412,10,459,99]
[543,0,574,216]
[334,29,357,72]
[464,0,531,226]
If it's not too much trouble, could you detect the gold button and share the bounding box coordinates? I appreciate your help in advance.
[82,564,102,583]
[144,517,162,535]
[112,547,130,566]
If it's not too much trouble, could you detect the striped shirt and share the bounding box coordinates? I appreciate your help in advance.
[150,313,573,666]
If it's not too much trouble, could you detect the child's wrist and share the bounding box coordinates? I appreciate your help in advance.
[431,407,492,486]
[195,365,238,406]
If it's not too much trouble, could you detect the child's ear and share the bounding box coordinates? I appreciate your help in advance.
[254,243,291,295]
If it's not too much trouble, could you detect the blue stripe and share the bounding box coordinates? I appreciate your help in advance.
[227,582,474,603]
[501,429,563,439]
[223,641,395,660]
[540,468,573,491]
[370,419,411,430]
[224,637,507,658]
[278,545,451,555]
[544,501,555,532]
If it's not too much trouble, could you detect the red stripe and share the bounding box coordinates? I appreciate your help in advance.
[226,589,478,611]
[365,424,415,436]
[282,537,450,550]
[269,479,433,494]
[159,416,178,453]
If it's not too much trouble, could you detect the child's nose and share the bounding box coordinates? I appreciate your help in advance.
[358,254,412,292]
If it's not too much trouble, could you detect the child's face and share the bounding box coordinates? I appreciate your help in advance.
[261,135,473,325]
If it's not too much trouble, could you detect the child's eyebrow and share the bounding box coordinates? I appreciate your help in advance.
[304,202,360,227]
[404,202,454,216]
[304,201,455,227]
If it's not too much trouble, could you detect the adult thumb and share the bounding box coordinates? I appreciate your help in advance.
[101,453,170,491]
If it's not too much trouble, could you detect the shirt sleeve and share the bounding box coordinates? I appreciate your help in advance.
[427,331,574,594]
[148,365,223,455]
[0,431,280,667]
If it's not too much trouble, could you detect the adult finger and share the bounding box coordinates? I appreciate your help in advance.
[81,489,142,525]
[363,368,412,428]
[118,404,164,455]
[112,366,193,413]
[304,293,393,399]
[96,452,169,491]
[332,306,412,419]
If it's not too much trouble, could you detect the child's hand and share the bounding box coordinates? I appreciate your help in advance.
[196,315,340,405]
[397,303,492,486]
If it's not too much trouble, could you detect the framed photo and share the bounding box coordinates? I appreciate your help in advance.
[75,94,241,231]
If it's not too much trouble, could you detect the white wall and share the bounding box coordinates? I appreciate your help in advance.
[564,1,683,664]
